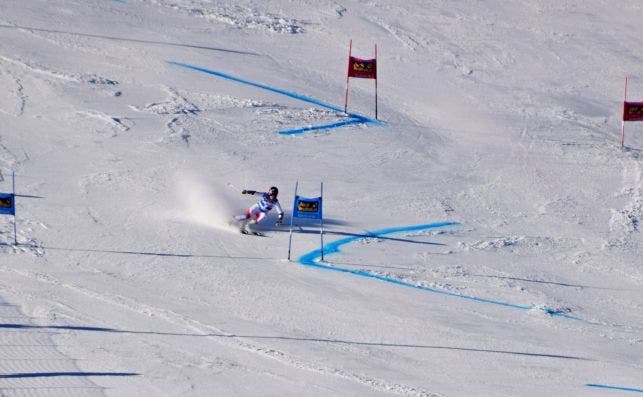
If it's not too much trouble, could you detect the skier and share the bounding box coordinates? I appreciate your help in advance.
[234,186,284,234]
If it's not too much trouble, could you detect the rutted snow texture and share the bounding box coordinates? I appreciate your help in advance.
[0,295,104,395]
[143,0,306,33]
[0,0,642,395]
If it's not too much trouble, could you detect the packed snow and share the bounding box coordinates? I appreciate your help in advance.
[0,0,642,395]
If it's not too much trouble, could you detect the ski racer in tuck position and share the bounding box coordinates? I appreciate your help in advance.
[234,186,284,234]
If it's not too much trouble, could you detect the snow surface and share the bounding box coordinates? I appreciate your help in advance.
[0,0,642,395]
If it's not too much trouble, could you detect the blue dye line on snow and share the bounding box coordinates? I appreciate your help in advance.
[586,384,643,394]
[278,117,367,135]
[167,61,383,133]
[298,222,582,320]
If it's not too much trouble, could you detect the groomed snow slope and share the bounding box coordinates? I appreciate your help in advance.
[0,1,642,396]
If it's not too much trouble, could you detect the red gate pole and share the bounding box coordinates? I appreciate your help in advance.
[344,40,352,114]
[374,44,378,120]
[622,77,628,149]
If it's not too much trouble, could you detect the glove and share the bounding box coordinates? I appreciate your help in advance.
[242,190,255,195]
[242,190,247,194]
[275,214,284,226]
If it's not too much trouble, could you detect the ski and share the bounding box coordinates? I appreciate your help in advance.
[240,229,267,237]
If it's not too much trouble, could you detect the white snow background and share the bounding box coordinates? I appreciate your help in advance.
[0,0,642,396]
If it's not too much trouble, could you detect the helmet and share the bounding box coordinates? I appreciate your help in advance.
[269,186,279,197]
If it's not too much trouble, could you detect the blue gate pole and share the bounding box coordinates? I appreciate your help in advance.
[287,181,299,261]
[12,171,17,245]
[320,182,324,261]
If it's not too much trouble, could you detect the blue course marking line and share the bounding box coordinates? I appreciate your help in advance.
[167,61,383,133]
[298,222,582,320]
[278,118,366,135]
[586,384,643,394]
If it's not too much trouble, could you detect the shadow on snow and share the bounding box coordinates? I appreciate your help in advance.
[0,24,259,56]
[0,372,139,379]
[0,323,590,362]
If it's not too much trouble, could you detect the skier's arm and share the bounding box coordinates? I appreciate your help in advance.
[242,189,257,195]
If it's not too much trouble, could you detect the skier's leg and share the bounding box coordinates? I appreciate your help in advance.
[247,212,265,230]
[244,209,265,232]
[234,208,251,222]
[240,218,250,233]
[240,208,256,233]
[254,212,266,224]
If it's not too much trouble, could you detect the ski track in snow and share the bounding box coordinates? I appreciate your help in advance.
[0,55,81,83]
[0,68,26,118]
[0,296,105,395]
[2,221,618,394]
[2,267,441,397]
[1,1,642,395]
[609,159,642,245]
